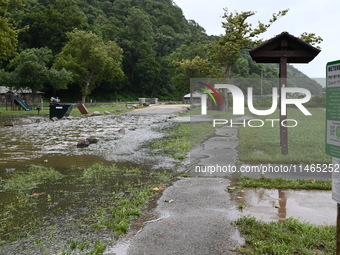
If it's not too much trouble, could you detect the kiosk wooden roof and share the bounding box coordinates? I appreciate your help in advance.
[249,31,320,64]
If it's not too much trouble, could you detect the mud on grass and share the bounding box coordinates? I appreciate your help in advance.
[0,163,172,255]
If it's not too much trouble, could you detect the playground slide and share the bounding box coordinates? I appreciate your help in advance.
[14,97,32,111]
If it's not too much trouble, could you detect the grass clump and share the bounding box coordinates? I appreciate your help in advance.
[81,163,142,181]
[241,177,332,190]
[0,165,63,192]
[234,216,335,254]
[151,123,190,160]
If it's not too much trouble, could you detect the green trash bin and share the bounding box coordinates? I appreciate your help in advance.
[49,104,74,119]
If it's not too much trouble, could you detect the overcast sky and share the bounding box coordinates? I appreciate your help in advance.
[174,0,338,79]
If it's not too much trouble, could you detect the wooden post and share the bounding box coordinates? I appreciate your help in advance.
[279,43,288,155]
[337,203,340,254]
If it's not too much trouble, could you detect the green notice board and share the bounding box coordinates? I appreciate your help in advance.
[326,60,340,157]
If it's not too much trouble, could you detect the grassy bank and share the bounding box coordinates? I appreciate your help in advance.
[240,176,332,190]
[238,108,331,164]
[234,216,335,255]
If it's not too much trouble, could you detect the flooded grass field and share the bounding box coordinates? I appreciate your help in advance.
[0,112,181,254]
[0,160,172,254]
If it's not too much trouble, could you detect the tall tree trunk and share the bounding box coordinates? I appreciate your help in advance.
[220,68,231,112]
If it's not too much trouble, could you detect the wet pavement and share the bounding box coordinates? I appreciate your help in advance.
[107,178,243,255]
[107,124,245,255]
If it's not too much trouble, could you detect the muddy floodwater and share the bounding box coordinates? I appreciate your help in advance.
[0,110,183,254]
[239,188,336,225]
[0,113,178,170]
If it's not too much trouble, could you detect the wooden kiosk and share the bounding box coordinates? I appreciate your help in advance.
[249,31,321,155]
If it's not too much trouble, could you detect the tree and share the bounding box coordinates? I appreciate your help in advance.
[8,47,53,97]
[209,8,289,77]
[54,30,124,102]
[18,0,88,53]
[119,7,157,94]
[0,0,22,61]
[48,68,73,96]
[7,47,73,100]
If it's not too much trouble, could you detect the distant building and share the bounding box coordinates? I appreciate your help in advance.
[183,92,202,105]
[0,86,44,103]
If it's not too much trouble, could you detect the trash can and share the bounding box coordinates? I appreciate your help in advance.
[49,104,74,119]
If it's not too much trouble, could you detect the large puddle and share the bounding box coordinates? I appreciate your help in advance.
[238,188,336,225]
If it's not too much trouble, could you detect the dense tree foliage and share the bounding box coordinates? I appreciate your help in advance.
[0,0,323,101]
[6,47,73,97]
[0,0,22,61]
[54,30,123,103]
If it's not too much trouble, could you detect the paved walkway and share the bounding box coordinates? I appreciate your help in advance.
[127,178,242,255]
[105,116,244,255]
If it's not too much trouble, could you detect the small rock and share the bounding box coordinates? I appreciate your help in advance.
[104,111,111,114]
[118,128,126,135]
[93,111,101,116]
[86,138,99,144]
[21,119,33,125]
[4,168,15,172]
[51,117,58,121]
[77,138,90,148]
[35,119,41,123]
[115,109,124,113]
[4,121,14,127]
[132,105,138,109]
[143,103,150,107]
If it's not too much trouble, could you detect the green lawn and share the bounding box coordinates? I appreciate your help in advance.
[0,105,131,117]
[234,216,335,255]
[240,176,331,190]
[238,108,331,164]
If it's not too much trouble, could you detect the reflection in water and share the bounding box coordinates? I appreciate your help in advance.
[278,190,287,220]
[240,188,336,225]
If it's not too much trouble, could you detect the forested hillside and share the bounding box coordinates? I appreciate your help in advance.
[0,0,323,101]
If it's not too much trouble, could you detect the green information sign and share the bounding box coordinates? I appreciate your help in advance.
[326,60,340,157]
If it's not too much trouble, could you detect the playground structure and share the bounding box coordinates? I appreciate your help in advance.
[4,91,32,111]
